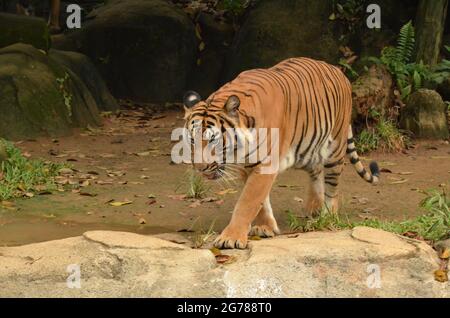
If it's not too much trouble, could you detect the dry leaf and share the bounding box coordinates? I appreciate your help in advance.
[168,194,187,201]
[136,151,151,157]
[138,218,146,225]
[215,254,236,264]
[434,270,448,282]
[189,201,201,208]
[249,236,261,241]
[210,247,221,256]
[109,200,132,207]
[293,197,303,203]
[216,188,237,195]
[440,248,450,260]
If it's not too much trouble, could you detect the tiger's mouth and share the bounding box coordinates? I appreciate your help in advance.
[202,170,221,180]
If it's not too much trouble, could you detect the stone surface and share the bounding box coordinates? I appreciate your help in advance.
[222,0,340,82]
[0,44,103,140]
[53,0,198,103]
[0,13,50,51]
[49,49,119,111]
[401,89,449,139]
[189,12,235,97]
[0,227,447,297]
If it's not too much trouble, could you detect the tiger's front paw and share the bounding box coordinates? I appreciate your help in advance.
[249,224,279,238]
[214,226,248,249]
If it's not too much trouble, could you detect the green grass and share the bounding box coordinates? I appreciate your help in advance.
[286,188,450,242]
[0,139,67,201]
[355,118,410,154]
[184,170,210,199]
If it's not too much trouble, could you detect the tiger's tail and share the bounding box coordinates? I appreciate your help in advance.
[346,126,380,184]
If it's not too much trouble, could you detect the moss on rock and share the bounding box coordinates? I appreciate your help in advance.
[0,44,103,140]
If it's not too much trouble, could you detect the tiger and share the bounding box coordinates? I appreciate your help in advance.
[182,57,380,249]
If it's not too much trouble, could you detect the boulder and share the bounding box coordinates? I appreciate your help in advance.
[189,12,235,97]
[222,0,340,82]
[0,227,448,297]
[49,49,119,111]
[401,89,449,139]
[0,43,102,140]
[53,0,198,103]
[0,13,50,51]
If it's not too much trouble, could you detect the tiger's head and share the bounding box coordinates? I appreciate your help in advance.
[182,91,249,180]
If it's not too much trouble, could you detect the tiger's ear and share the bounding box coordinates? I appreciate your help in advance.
[183,91,201,119]
[225,95,240,117]
[183,91,201,108]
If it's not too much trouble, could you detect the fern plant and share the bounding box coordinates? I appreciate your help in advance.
[370,21,432,100]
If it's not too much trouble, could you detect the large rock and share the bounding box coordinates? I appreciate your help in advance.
[222,0,340,82]
[0,13,50,51]
[0,44,103,140]
[53,0,198,103]
[189,12,235,97]
[401,89,449,139]
[49,49,119,111]
[0,227,447,297]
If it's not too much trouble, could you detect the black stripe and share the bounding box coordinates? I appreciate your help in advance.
[347,138,354,144]
[346,147,356,154]
[350,157,359,164]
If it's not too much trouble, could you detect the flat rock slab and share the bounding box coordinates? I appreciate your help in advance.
[0,227,448,297]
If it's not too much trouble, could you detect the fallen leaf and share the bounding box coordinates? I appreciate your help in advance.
[215,254,236,265]
[216,188,237,196]
[389,178,408,185]
[293,197,303,203]
[189,201,201,208]
[136,151,151,157]
[200,197,218,203]
[210,247,221,256]
[79,191,97,197]
[138,218,146,225]
[440,248,450,260]
[434,270,448,282]
[58,168,74,175]
[109,200,133,207]
[169,194,187,201]
[249,236,261,241]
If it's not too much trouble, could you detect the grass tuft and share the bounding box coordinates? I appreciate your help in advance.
[185,170,210,199]
[356,118,410,154]
[0,139,66,201]
[286,187,449,242]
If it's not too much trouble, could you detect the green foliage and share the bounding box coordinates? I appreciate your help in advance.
[369,21,425,100]
[0,139,66,201]
[217,0,252,16]
[185,170,210,199]
[285,188,449,241]
[355,117,409,153]
[339,58,359,80]
[330,0,366,33]
[429,46,450,85]
[370,21,450,99]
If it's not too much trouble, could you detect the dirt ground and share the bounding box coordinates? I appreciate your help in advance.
[0,107,449,246]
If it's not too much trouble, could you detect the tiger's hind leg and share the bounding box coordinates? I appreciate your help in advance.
[324,159,344,213]
[305,166,325,216]
[249,196,280,238]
